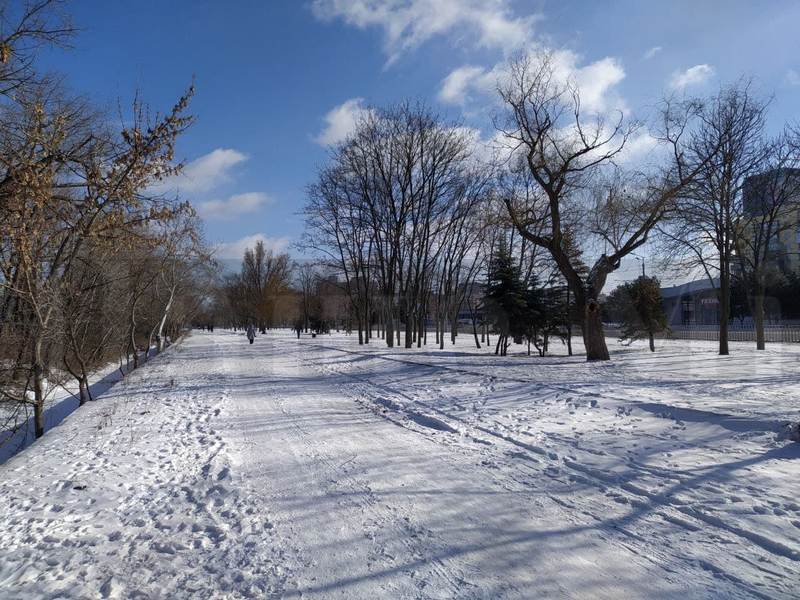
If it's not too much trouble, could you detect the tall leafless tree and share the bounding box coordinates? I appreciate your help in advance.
[735,133,800,349]
[660,81,769,355]
[498,52,704,361]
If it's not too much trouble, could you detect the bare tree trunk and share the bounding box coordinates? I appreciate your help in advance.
[66,328,92,404]
[566,287,573,356]
[649,331,655,352]
[156,286,176,352]
[78,377,89,405]
[754,287,766,350]
[385,307,394,348]
[32,318,49,438]
[128,295,140,369]
[405,312,413,348]
[471,311,481,349]
[719,267,730,356]
[75,360,92,404]
[145,323,158,361]
[584,299,610,361]
[32,360,45,439]
[130,322,139,370]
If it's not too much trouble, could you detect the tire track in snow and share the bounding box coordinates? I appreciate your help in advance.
[296,339,796,599]
[308,341,790,436]
[258,351,490,599]
[300,346,760,597]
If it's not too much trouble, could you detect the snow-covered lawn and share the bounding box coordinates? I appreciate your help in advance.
[0,347,164,465]
[0,329,798,598]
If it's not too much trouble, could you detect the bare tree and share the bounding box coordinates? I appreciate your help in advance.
[660,81,768,355]
[0,81,194,438]
[150,210,210,353]
[432,179,489,349]
[498,52,702,361]
[303,163,376,343]
[0,0,74,96]
[60,241,125,404]
[736,133,800,349]
[306,102,483,349]
[296,262,317,333]
[224,241,293,331]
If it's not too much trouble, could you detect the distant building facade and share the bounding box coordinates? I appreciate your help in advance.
[660,279,721,326]
[741,168,800,275]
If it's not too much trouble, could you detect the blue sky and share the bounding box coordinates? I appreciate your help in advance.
[40,1,800,276]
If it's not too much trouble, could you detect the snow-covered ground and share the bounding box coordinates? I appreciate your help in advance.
[0,329,798,598]
[0,351,156,464]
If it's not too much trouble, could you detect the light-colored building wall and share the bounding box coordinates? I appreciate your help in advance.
[772,205,800,273]
[741,169,800,276]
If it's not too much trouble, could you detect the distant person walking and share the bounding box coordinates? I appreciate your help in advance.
[246,324,256,345]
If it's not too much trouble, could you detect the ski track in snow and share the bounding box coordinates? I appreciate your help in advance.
[0,329,798,599]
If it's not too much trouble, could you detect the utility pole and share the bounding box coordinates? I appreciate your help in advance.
[633,254,646,278]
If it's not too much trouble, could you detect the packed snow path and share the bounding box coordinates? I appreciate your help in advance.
[1,330,798,598]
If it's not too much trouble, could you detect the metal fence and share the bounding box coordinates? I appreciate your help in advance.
[604,326,800,343]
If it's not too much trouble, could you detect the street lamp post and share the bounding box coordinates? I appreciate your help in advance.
[632,255,646,278]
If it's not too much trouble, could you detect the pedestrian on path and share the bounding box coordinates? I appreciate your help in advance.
[246,323,256,344]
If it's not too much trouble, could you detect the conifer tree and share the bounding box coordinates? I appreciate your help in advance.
[606,276,668,352]
[484,242,528,356]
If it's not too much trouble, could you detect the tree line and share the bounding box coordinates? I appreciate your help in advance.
[302,52,800,360]
[0,1,212,442]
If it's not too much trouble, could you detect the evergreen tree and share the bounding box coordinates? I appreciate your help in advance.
[606,276,668,352]
[521,278,546,356]
[730,275,752,327]
[773,272,800,320]
[484,242,528,356]
[538,285,570,356]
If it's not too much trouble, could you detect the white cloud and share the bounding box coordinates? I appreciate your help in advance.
[785,69,800,86]
[154,148,248,195]
[439,49,626,114]
[315,98,370,146]
[215,234,291,260]
[197,192,272,220]
[311,0,537,63]
[573,56,626,113]
[669,64,714,90]
[614,131,660,165]
[643,46,662,60]
[438,65,492,104]
[438,64,496,105]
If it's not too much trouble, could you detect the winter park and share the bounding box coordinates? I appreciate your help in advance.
[1,1,800,599]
